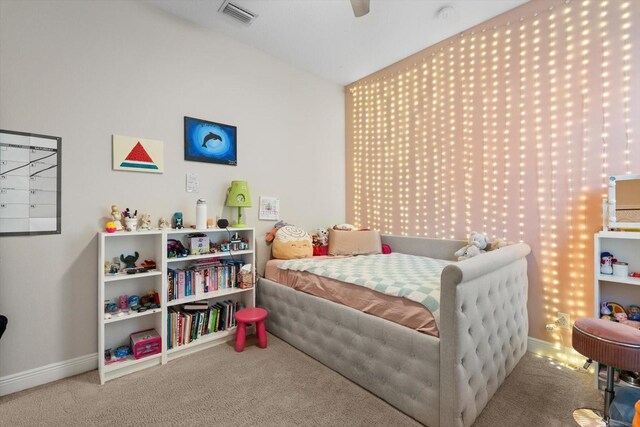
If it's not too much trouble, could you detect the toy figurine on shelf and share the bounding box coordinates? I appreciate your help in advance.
[629,305,640,321]
[601,252,616,275]
[120,252,139,269]
[110,205,123,231]
[601,302,612,319]
[158,217,168,230]
[139,214,152,230]
[174,212,184,229]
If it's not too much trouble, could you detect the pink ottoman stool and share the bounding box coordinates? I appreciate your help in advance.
[234,307,268,352]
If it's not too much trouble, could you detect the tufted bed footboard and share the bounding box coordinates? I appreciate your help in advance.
[257,236,530,427]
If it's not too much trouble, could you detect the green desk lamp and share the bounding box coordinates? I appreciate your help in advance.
[226,180,252,228]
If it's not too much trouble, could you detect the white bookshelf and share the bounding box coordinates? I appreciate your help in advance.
[98,227,255,384]
[593,231,640,389]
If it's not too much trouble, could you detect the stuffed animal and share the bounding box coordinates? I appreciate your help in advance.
[454,231,490,261]
[469,231,489,250]
[333,223,355,231]
[454,245,482,261]
[486,238,511,251]
[266,220,289,244]
[311,228,329,256]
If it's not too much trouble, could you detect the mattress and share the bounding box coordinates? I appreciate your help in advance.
[265,257,441,337]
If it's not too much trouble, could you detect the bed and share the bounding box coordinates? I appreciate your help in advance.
[257,234,530,427]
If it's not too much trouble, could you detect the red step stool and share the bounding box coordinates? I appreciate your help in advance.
[234,307,268,352]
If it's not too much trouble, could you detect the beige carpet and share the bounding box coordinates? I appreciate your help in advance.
[0,334,602,426]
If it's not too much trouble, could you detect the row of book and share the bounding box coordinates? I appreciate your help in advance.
[167,259,244,301]
[167,300,245,349]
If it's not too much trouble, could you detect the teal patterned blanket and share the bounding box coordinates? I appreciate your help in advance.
[278,253,452,325]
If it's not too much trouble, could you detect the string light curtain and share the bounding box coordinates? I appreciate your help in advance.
[345,0,639,352]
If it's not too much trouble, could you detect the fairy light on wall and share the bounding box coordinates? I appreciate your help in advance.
[352,86,362,228]
[439,49,447,239]
[502,26,512,240]
[621,1,633,174]
[531,13,552,324]
[518,20,527,243]
[548,9,560,324]
[448,43,457,239]
[373,81,381,230]
[469,35,477,235]
[344,0,638,349]
[600,0,610,187]
[563,2,577,324]
[432,53,440,238]
[491,28,500,240]
[577,0,590,319]
[480,31,489,235]
[421,63,429,236]
[403,69,411,236]
[383,79,391,233]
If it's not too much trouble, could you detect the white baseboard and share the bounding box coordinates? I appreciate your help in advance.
[0,336,578,397]
[0,353,97,397]
[527,336,584,365]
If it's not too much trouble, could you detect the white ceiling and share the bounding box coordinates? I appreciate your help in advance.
[150,0,528,86]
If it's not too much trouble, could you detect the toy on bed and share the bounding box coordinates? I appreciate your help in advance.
[311,228,329,256]
[454,231,489,260]
[265,220,289,244]
[271,225,313,259]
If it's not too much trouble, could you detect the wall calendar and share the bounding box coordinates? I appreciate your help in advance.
[0,129,62,236]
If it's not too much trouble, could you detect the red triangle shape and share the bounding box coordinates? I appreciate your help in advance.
[124,142,154,163]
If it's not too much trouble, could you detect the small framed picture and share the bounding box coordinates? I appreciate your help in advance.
[259,196,280,221]
[184,116,237,166]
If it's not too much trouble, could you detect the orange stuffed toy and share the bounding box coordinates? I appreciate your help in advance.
[265,220,288,244]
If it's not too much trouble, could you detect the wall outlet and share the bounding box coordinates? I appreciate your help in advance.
[557,312,571,329]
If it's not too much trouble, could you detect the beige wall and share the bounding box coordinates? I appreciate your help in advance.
[0,0,345,377]
[346,0,640,347]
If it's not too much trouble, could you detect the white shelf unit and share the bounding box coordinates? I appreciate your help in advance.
[98,227,255,384]
[98,230,164,384]
[163,227,255,362]
[593,231,640,389]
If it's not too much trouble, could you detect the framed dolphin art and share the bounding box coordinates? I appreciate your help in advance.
[184,116,237,166]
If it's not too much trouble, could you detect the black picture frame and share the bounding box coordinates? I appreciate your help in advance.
[184,116,237,166]
[0,129,62,236]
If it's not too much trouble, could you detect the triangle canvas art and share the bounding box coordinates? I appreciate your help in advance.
[112,135,164,173]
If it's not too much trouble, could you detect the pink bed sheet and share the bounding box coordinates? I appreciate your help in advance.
[264,258,439,337]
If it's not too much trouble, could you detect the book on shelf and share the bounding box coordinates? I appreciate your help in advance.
[167,301,244,350]
[167,260,244,302]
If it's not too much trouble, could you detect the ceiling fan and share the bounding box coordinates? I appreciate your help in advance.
[350,0,370,17]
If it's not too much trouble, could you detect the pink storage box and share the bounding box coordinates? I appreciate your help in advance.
[130,329,161,359]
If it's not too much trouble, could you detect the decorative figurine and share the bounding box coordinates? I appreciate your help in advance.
[139,214,151,230]
[629,305,640,321]
[174,212,184,229]
[110,205,123,231]
[120,252,139,269]
[601,252,616,275]
[119,295,128,310]
[158,217,168,230]
[105,221,117,233]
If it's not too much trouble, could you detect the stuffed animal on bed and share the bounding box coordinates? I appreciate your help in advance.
[265,220,289,244]
[454,245,482,261]
[469,231,489,250]
[454,231,490,261]
[311,228,329,256]
[272,225,313,259]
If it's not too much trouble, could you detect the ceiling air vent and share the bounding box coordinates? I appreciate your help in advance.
[218,0,258,25]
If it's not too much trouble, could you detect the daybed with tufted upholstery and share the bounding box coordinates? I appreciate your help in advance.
[257,235,530,426]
